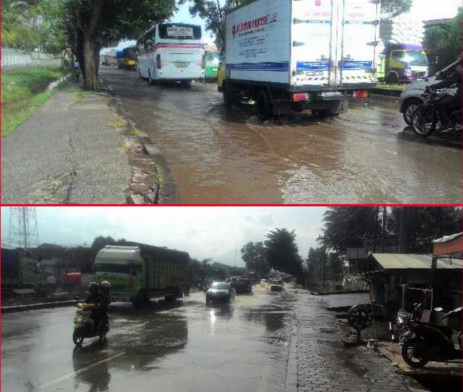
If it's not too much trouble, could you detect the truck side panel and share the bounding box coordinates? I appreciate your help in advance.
[226,0,291,85]
[226,0,378,90]
[145,257,187,291]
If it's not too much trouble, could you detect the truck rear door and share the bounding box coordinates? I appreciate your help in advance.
[291,0,379,88]
[337,0,379,86]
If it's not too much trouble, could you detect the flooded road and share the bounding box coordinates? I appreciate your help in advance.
[2,286,293,392]
[101,67,461,204]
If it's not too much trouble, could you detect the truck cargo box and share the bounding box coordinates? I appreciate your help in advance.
[226,0,379,89]
[221,0,380,118]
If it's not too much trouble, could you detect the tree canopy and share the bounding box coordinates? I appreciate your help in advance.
[58,0,178,90]
[319,207,462,255]
[240,241,271,278]
[423,8,462,71]
[264,228,304,278]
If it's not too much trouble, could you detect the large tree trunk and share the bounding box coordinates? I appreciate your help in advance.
[80,0,104,91]
[83,33,98,90]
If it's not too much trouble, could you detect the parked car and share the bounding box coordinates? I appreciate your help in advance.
[399,57,461,125]
[206,282,236,304]
[230,277,252,294]
[270,279,283,291]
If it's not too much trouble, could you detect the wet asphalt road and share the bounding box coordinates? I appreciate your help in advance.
[2,286,292,392]
[101,67,461,204]
[3,286,461,392]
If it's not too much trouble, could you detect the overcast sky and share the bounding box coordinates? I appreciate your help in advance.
[1,207,328,267]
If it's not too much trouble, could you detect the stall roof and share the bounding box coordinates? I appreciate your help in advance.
[367,253,463,270]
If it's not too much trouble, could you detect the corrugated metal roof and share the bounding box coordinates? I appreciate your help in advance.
[433,232,462,244]
[368,253,463,270]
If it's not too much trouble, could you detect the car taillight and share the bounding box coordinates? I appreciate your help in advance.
[293,92,309,102]
[156,54,161,69]
[127,277,133,289]
[354,90,369,98]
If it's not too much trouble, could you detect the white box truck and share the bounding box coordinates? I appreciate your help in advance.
[218,0,380,119]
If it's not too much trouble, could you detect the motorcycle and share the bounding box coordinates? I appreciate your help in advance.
[411,88,462,137]
[73,302,109,346]
[401,307,462,368]
[390,303,423,343]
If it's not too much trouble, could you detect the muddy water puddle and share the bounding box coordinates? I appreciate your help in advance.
[102,68,462,204]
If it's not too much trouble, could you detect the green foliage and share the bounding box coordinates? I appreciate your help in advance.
[179,0,247,49]
[423,9,462,71]
[319,207,462,255]
[264,228,304,278]
[1,67,65,137]
[240,241,270,277]
[2,0,65,53]
[318,207,380,252]
[380,0,412,18]
[58,0,178,89]
[389,207,463,253]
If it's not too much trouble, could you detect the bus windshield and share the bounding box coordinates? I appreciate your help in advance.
[159,24,202,40]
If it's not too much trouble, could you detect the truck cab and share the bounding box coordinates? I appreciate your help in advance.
[1,247,42,288]
[380,44,429,84]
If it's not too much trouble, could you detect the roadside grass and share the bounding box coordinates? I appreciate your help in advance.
[375,82,407,91]
[2,67,66,137]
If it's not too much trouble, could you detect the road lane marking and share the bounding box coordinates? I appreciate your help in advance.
[257,367,270,392]
[38,352,125,390]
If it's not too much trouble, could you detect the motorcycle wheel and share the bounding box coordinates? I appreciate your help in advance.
[411,105,437,137]
[401,338,429,368]
[73,330,84,346]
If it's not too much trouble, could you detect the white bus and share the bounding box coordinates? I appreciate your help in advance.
[137,23,204,85]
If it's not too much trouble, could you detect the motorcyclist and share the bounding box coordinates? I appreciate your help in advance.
[99,281,112,327]
[427,55,462,128]
[85,282,105,329]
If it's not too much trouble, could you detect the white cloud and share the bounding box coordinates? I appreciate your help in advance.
[1,207,326,267]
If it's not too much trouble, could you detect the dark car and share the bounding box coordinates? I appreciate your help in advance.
[206,282,236,304]
[230,277,252,294]
[270,279,283,291]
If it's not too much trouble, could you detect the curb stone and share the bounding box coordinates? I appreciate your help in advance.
[105,84,179,204]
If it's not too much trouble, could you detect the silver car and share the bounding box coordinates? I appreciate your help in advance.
[399,58,460,125]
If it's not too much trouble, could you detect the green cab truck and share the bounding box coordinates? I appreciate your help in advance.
[1,247,42,289]
[94,243,189,306]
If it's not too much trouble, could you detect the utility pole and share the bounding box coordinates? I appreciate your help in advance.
[8,207,39,249]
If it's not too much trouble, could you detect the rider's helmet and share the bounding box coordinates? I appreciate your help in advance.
[100,280,111,294]
[88,282,100,295]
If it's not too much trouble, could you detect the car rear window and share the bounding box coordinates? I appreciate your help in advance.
[211,282,230,289]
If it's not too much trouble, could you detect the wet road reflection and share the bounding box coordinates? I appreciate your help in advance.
[2,287,292,392]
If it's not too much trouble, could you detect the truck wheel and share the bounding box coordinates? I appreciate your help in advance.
[256,90,271,121]
[386,72,399,84]
[223,83,233,106]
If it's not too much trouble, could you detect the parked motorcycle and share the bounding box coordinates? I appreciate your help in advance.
[73,302,109,346]
[401,307,462,368]
[390,303,423,343]
[411,88,462,137]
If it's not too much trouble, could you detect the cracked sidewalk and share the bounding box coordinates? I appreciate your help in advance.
[1,82,174,204]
